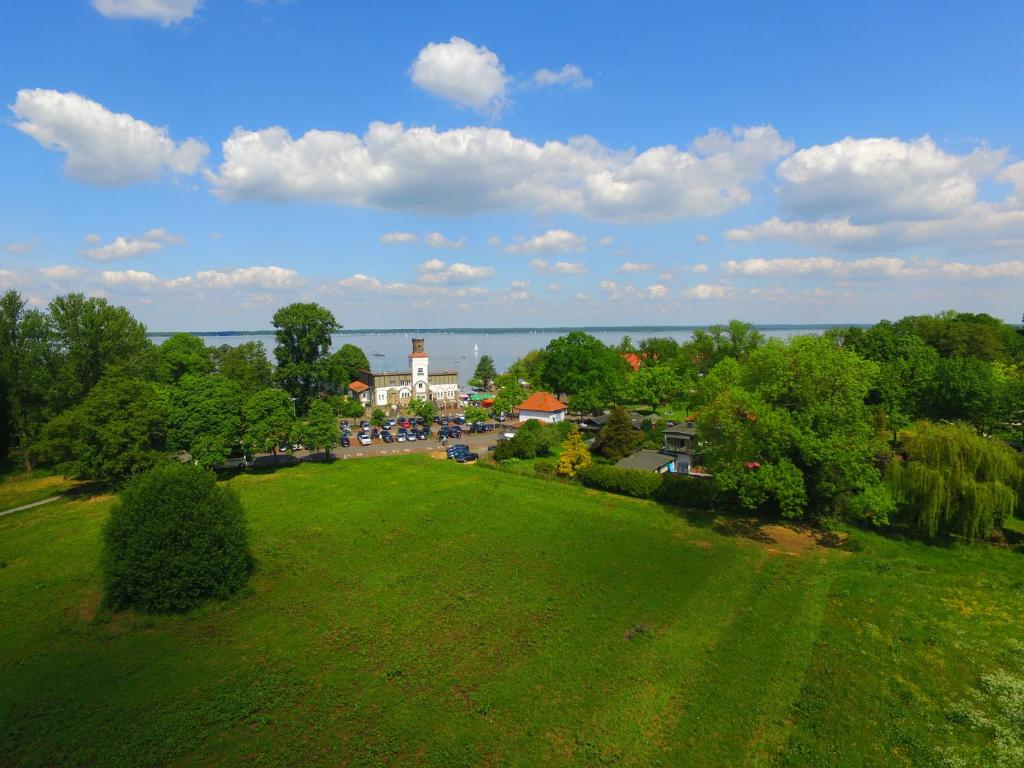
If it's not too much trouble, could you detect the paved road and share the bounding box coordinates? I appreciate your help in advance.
[248,430,506,466]
[0,496,59,518]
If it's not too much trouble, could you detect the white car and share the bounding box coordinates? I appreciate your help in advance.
[396,433,407,442]
[358,433,372,446]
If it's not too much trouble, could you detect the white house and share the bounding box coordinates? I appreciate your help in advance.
[516,391,568,424]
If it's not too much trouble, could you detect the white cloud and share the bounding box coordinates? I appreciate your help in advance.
[529,259,586,275]
[335,274,410,293]
[510,280,530,290]
[647,284,669,298]
[722,255,1024,280]
[85,227,184,262]
[39,265,86,280]
[380,231,418,246]
[695,233,709,244]
[83,233,102,244]
[91,0,201,25]
[4,242,34,255]
[207,122,791,223]
[617,261,653,273]
[409,37,509,114]
[533,64,592,89]
[595,236,613,247]
[12,89,208,185]
[690,263,709,274]
[424,232,466,249]
[101,269,164,288]
[547,283,562,292]
[599,279,669,301]
[417,260,495,285]
[658,272,673,282]
[95,265,302,292]
[486,236,501,247]
[682,284,735,299]
[506,229,587,254]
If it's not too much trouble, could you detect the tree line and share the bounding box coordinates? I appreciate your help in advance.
[0,292,370,484]
[497,312,1024,540]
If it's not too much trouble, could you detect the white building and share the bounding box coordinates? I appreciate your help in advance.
[516,391,568,424]
[348,338,460,409]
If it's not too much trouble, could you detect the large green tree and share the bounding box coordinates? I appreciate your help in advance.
[156,333,213,384]
[540,332,624,403]
[593,407,641,462]
[473,355,498,388]
[272,303,340,413]
[319,343,370,394]
[37,376,168,485]
[699,336,891,523]
[0,292,59,471]
[629,365,689,412]
[406,398,439,422]
[168,374,245,468]
[242,388,294,462]
[887,421,1023,539]
[211,341,274,393]
[47,293,154,410]
[299,399,339,454]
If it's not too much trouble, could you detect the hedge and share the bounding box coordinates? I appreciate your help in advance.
[578,464,719,508]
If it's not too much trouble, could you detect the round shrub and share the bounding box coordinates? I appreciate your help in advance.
[101,463,254,614]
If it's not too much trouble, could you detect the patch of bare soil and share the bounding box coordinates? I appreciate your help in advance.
[759,524,848,556]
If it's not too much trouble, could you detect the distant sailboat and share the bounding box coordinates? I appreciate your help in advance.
[473,343,479,353]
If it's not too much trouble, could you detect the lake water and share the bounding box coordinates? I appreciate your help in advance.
[175,326,843,375]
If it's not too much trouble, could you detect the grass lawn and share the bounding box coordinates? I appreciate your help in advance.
[0,466,80,511]
[1,457,1021,767]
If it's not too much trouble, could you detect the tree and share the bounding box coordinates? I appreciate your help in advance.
[506,349,546,387]
[699,336,891,523]
[922,357,1000,433]
[337,397,365,418]
[540,332,624,402]
[0,292,57,471]
[637,337,680,367]
[492,381,528,415]
[592,407,641,462]
[168,375,244,468]
[300,399,339,455]
[156,333,212,384]
[37,377,168,485]
[406,398,438,422]
[887,421,1023,539]
[370,407,387,427]
[211,341,273,393]
[242,389,294,462]
[556,426,591,478]
[101,463,253,613]
[473,355,498,388]
[629,366,688,412]
[464,406,489,424]
[319,343,370,394]
[272,303,340,414]
[682,320,764,375]
[47,293,153,410]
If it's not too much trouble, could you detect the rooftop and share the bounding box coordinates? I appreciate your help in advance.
[615,450,674,472]
[517,391,567,413]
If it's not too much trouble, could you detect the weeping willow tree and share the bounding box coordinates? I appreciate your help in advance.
[887,421,1023,539]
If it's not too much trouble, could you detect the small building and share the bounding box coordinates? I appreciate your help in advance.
[516,391,568,424]
[348,338,460,409]
[615,450,676,473]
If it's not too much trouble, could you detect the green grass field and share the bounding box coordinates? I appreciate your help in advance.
[1,457,1021,767]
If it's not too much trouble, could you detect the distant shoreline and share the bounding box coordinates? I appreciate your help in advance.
[147,323,873,338]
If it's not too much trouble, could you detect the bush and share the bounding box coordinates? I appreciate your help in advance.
[101,463,254,614]
[579,464,663,500]
[533,459,557,478]
[655,473,720,509]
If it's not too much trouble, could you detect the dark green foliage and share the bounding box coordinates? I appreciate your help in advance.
[493,420,563,461]
[319,344,370,395]
[210,341,273,394]
[336,397,365,418]
[370,407,387,427]
[406,398,438,422]
[532,458,557,478]
[592,406,641,462]
[887,421,1023,539]
[578,464,663,499]
[156,333,213,384]
[655,474,721,509]
[168,375,244,468]
[473,355,497,387]
[47,293,154,410]
[101,463,253,613]
[37,377,168,485]
[540,332,625,402]
[242,389,294,457]
[272,303,340,414]
[298,399,339,453]
[897,311,1024,362]
[922,356,999,433]
[682,320,765,375]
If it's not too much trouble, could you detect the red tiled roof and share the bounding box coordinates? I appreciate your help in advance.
[622,353,642,371]
[517,391,567,413]
[348,381,369,392]
[409,352,429,358]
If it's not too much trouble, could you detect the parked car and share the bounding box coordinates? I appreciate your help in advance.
[358,433,372,446]
[456,452,479,463]
[381,431,394,443]
[417,431,427,440]
[340,436,351,448]
[397,433,407,443]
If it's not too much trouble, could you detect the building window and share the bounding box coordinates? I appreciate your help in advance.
[417,368,424,375]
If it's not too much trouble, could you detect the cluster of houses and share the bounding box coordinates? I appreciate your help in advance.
[346,338,701,475]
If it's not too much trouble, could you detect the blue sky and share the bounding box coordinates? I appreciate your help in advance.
[2,0,1024,329]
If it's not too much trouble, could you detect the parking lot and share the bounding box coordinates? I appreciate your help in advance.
[247,428,507,467]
